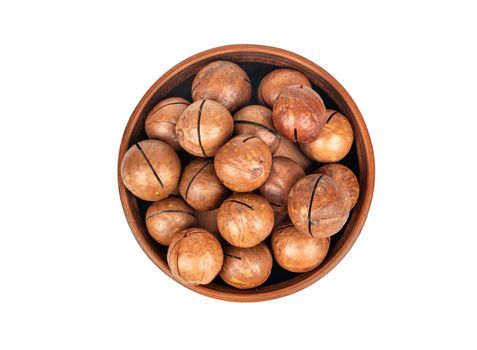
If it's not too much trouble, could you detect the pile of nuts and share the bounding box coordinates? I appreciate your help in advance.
[121,60,359,289]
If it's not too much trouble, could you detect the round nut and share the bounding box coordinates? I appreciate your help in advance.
[145,97,190,150]
[120,140,181,201]
[217,193,274,248]
[220,243,273,289]
[300,110,354,162]
[179,158,228,211]
[272,85,326,143]
[258,68,311,107]
[272,223,330,273]
[288,174,349,238]
[273,137,312,169]
[316,163,359,210]
[192,60,252,112]
[233,105,281,153]
[214,135,272,192]
[167,228,224,285]
[145,197,197,245]
[176,99,233,157]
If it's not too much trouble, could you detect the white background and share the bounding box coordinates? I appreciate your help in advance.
[1,1,476,349]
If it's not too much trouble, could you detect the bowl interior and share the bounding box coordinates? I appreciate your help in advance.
[119,46,373,301]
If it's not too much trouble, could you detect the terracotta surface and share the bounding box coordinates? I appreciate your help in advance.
[118,44,375,302]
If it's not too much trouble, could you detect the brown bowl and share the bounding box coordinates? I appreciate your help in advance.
[118,44,375,302]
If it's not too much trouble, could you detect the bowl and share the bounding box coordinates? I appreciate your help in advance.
[118,44,375,302]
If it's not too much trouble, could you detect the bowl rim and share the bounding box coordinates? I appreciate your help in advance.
[118,44,375,302]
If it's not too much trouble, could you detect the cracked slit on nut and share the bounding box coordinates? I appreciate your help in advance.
[310,219,320,226]
[226,199,254,210]
[326,111,339,123]
[277,223,294,231]
[184,231,202,237]
[225,253,242,260]
[308,175,324,236]
[269,202,282,208]
[234,120,280,138]
[168,236,182,254]
[146,209,196,220]
[169,235,187,279]
[146,120,177,127]
[151,101,189,114]
[242,135,257,143]
[197,99,207,157]
[199,257,206,282]
[191,82,201,94]
[135,143,164,188]
[294,128,298,143]
[185,161,210,200]
[176,239,183,278]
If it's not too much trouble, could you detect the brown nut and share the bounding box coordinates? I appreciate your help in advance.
[258,156,305,214]
[288,174,349,238]
[258,69,311,107]
[176,99,234,157]
[233,105,281,153]
[219,243,273,289]
[272,223,330,273]
[145,197,197,246]
[120,140,181,201]
[167,228,224,285]
[273,137,312,169]
[316,163,359,210]
[196,209,219,238]
[272,85,326,143]
[145,97,190,150]
[273,211,290,230]
[214,135,272,192]
[179,158,228,211]
[192,60,252,112]
[300,110,354,162]
[217,193,274,248]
